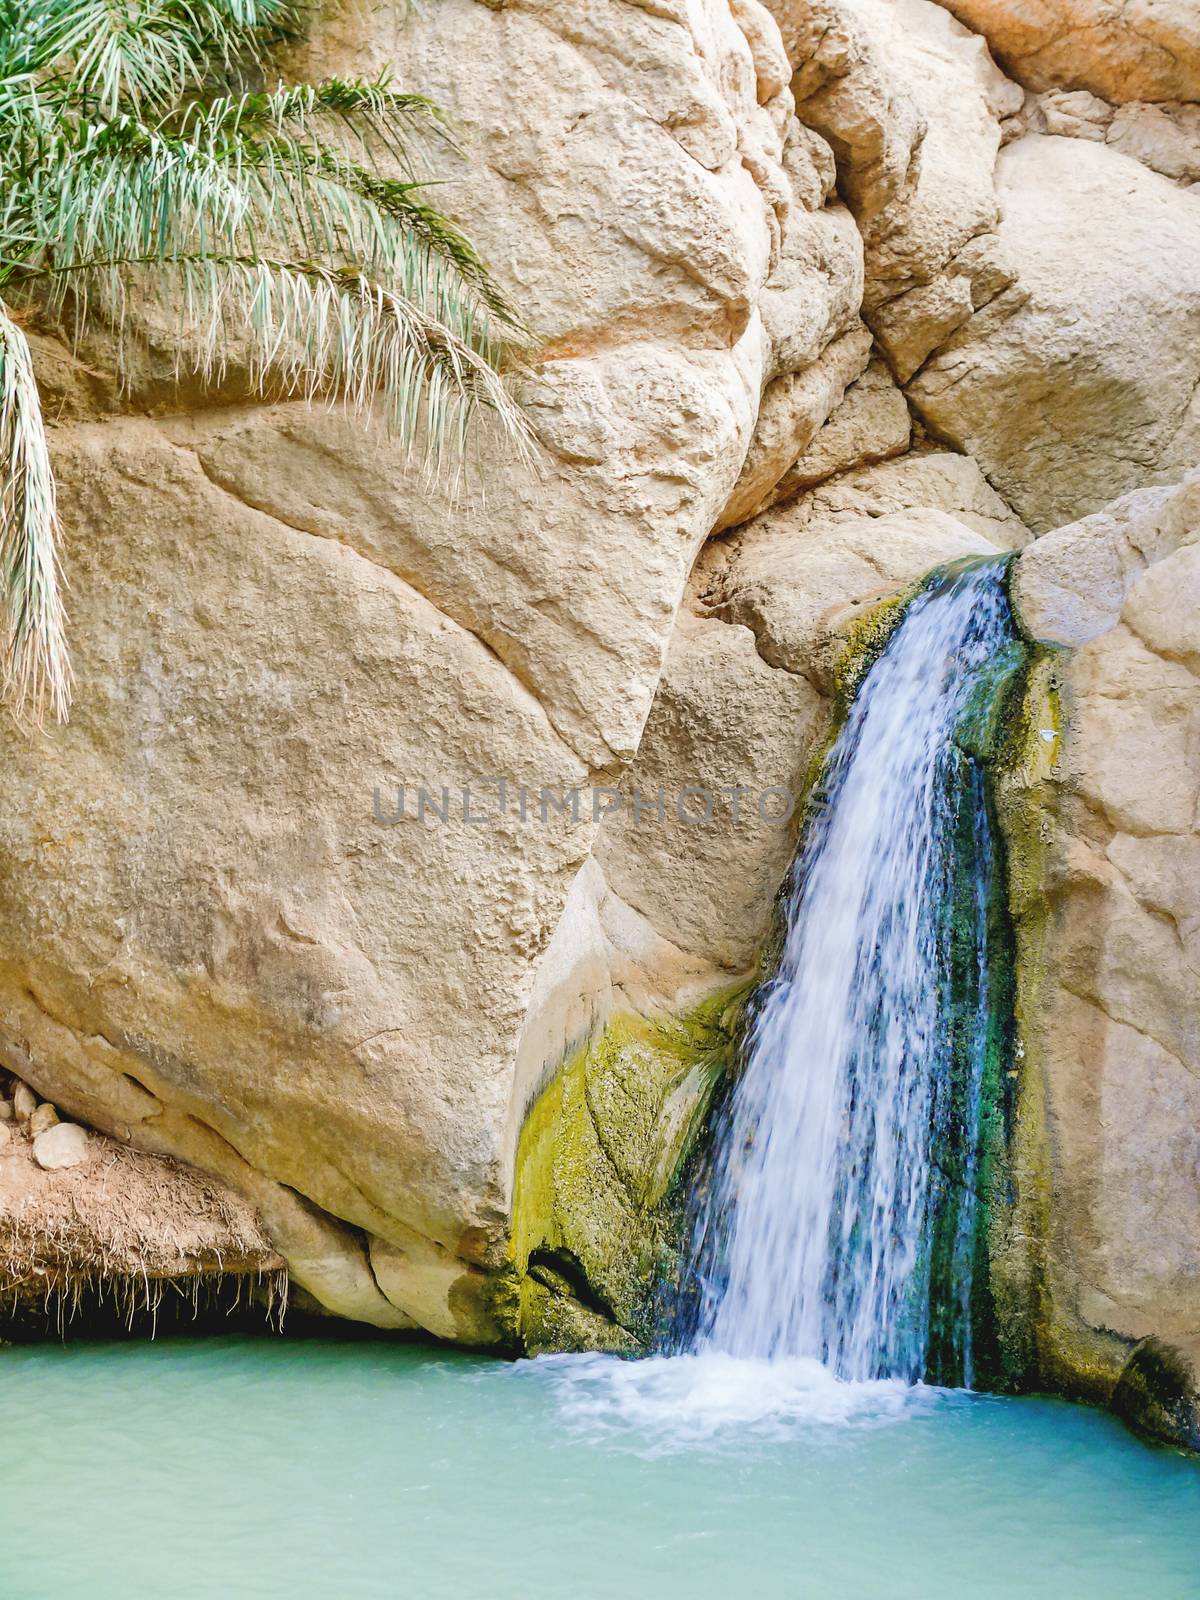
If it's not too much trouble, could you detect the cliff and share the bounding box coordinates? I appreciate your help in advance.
[0,0,1195,1442]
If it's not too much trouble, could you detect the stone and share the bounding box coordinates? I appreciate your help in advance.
[998,471,1200,1433]
[12,1082,36,1123]
[716,323,872,529]
[765,0,925,225]
[705,501,1002,685]
[594,608,825,973]
[1038,89,1113,140]
[911,136,1200,531]
[767,0,1024,380]
[1107,102,1200,186]
[0,1099,12,1122]
[32,1123,91,1171]
[1013,472,1200,646]
[933,0,1200,104]
[783,359,912,492]
[27,1104,59,1136]
[0,0,816,1339]
[778,448,1030,546]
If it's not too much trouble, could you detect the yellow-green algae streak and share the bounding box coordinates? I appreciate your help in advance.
[510,992,747,1354]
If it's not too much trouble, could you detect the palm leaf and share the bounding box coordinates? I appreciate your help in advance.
[12,0,298,116]
[0,303,70,724]
[0,0,531,725]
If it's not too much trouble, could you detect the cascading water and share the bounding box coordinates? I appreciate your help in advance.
[680,556,1020,1389]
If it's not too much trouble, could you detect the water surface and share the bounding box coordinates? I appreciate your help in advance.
[2,1337,1197,1599]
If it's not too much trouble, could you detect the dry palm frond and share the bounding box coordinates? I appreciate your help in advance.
[0,304,70,725]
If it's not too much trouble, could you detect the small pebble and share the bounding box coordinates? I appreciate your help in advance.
[0,1099,13,1122]
[12,1082,36,1122]
[28,1103,59,1135]
[32,1122,90,1171]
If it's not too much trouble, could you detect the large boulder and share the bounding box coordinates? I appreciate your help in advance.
[0,0,809,1340]
[768,3,1200,536]
[764,0,1022,379]
[1002,471,1200,1448]
[911,135,1200,531]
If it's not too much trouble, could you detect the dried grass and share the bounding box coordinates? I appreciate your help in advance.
[0,1126,287,1336]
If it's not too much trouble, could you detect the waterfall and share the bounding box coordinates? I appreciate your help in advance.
[682,557,1019,1387]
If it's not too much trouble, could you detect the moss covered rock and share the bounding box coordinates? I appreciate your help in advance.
[509,992,746,1354]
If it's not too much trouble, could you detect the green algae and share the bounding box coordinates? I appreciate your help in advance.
[926,631,1031,1390]
[509,990,747,1354]
[986,645,1065,1393]
[987,645,1153,1416]
[1111,1338,1200,1454]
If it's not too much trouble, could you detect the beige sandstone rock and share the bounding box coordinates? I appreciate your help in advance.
[783,359,912,491]
[12,1083,36,1123]
[911,135,1200,531]
[1005,472,1200,1437]
[1014,475,1199,645]
[32,1123,91,1172]
[767,0,1022,378]
[593,609,825,973]
[770,6,1200,539]
[716,87,868,531]
[1011,91,1200,187]
[775,447,1030,546]
[704,501,1002,684]
[933,0,1200,104]
[0,0,816,1340]
[765,0,925,224]
[1033,88,1114,140]
[28,1103,59,1136]
[717,323,872,529]
[1107,102,1200,185]
[0,415,587,1334]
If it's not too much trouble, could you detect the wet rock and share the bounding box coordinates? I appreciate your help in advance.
[1111,1338,1200,1453]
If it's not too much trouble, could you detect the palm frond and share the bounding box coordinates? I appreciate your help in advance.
[13,109,528,364]
[12,0,298,117]
[0,302,70,724]
[0,0,532,729]
[173,75,450,169]
[70,252,532,467]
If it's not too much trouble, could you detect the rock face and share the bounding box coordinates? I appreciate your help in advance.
[911,135,1200,532]
[0,0,842,1343]
[932,0,1200,104]
[0,0,1195,1441]
[1004,471,1200,1448]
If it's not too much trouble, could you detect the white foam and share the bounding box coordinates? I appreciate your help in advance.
[513,1351,941,1452]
